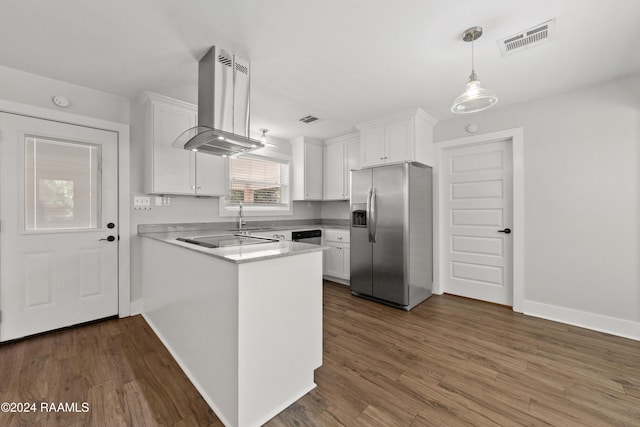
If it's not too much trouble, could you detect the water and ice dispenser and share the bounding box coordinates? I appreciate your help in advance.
[351,203,367,227]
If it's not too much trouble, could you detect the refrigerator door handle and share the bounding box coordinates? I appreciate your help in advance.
[370,188,377,243]
[366,188,373,242]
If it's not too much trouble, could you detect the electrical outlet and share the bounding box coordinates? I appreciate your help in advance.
[133,196,151,210]
[155,196,163,206]
[162,196,171,206]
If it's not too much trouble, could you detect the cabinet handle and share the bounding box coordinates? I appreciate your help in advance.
[337,236,342,240]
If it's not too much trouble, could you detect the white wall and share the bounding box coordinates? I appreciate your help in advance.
[434,73,640,335]
[320,200,350,220]
[0,66,130,123]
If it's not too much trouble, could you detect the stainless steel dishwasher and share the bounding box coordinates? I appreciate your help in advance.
[291,229,322,245]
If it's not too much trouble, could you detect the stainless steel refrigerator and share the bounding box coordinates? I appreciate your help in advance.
[350,162,432,310]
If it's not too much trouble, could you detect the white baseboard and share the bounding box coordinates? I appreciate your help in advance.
[523,300,640,341]
[129,300,143,315]
[323,275,349,286]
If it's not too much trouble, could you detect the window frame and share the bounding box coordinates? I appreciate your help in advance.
[218,152,293,217]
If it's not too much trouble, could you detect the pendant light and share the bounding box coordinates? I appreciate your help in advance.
[451,26,498,114]
[259,129,277,147]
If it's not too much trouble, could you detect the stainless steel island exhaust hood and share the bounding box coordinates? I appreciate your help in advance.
[173,46,264,156]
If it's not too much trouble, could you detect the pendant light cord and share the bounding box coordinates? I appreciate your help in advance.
[468,32,477,81]
[471,36,475,75]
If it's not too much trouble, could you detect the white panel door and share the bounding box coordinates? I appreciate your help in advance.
[0,113,119,341]
[442,140,513,305]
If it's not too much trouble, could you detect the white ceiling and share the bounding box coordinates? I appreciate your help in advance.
[2,0,639,140]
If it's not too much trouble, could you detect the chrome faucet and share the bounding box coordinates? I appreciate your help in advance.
[238,203,246,231]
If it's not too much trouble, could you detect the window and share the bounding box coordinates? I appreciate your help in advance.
[24,136,101,231]
[223,155,290,213]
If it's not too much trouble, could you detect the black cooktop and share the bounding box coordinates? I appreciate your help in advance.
[176,235,276,249]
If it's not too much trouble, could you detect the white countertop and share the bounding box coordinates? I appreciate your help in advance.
[140,230,328,264]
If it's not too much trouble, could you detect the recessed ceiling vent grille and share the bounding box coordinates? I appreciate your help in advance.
[498,19,555,56]
[299,115,320,124]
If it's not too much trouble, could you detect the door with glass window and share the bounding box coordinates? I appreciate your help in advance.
[0,113,118,341]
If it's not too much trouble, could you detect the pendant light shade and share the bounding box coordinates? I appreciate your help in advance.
[451,27,498,114]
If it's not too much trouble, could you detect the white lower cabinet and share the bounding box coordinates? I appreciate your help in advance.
[323,228,350,285]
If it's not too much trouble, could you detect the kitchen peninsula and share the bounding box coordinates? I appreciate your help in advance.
[139,226,325,427]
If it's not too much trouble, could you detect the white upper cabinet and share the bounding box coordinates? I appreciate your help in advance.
[140,92,228,196]
[291,137,324,200]
[323,132,360,200]
[356,108,436,168]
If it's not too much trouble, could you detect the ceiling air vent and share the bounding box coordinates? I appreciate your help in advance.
[299,115,320,124]
[498,19,555,56]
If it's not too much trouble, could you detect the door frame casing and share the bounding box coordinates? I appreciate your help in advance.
[433,127,524,312]
[0,99,131,317]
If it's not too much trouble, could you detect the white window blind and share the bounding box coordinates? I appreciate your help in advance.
[226,156,289,206]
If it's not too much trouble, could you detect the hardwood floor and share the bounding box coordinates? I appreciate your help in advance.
[1,281,639,426]
[0,315,221,427]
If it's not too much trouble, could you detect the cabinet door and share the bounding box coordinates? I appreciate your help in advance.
[324,243,343,278]
[305,143,324,199]
[151,102,196,194]
[344,139,360,199]
[342,246,351,279]
[384,118,412,164]
[323,143,345,200]
[196,154,229,196]
[360,126,386,168]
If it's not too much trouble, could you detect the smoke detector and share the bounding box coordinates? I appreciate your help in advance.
[498,19,555,56]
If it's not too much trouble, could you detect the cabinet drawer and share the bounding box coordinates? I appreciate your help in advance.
[324,228,350,243]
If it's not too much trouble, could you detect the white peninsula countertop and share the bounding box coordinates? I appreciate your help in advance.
[139,225,326,427]
[140,229,327,263]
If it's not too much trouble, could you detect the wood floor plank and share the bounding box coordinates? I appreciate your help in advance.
[1,281,639,426]
[117,379,161,427]
[86,380,128,427]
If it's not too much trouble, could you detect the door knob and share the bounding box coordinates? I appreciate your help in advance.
[107,222,115,229]
[99,235,116,242]
[498,228,511,234]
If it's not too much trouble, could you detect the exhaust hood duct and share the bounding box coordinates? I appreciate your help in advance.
[173,46,264,157]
